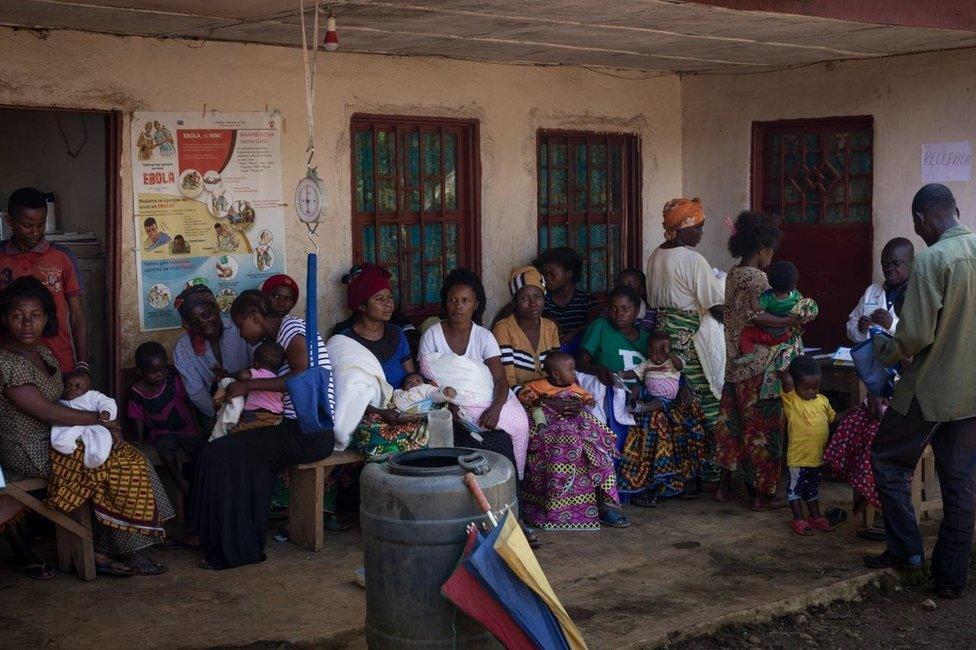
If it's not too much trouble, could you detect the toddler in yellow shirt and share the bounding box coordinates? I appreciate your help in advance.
[782,355,837,536]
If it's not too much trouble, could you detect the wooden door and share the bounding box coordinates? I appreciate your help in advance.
[752,116,874,349]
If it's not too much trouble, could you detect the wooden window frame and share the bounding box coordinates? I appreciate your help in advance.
[536,129,642,295]
[750,115,874,224]
[350,113,481,319]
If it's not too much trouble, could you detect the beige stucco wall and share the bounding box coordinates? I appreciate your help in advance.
[0,27,682,366]
[682,48,976,279]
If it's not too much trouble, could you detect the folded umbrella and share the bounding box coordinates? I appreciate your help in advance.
[441,526,536,650]
[464,510,569,650]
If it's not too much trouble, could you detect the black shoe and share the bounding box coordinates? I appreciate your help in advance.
[863,551,923,570]
[937,586,963,599]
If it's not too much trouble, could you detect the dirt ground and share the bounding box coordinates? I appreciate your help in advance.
[0,479,943,649]
[672,574,976,649]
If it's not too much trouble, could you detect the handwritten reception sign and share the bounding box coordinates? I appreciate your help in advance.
[921,141,972,183]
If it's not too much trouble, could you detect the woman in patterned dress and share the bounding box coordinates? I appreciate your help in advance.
[493,266,627,530]
[714,211,816,510]
[0,277,172,578]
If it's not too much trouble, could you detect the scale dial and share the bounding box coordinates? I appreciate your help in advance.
[295,170,327,223]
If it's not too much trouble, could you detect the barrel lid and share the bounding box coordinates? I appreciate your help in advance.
[386,447,490,477]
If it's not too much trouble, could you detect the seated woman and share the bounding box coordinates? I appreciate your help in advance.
[172,284,250,430]
[418,268,529,478]
[536,247,599,353]
[261,273,300,318]
[332,264,424,455]
[846,238,914,343]
[0,277,172,577]
[493,266,627,530]
[190,290,334,570]
[578,285,710,505]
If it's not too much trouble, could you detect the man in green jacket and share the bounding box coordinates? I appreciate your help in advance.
[866,184,976,600]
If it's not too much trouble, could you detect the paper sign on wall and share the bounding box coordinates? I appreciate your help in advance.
[921,141,972,183]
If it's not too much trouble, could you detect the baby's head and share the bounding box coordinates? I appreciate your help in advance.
[135,341,170,387]
[543,351,576,388]
[788,354,821,401]
[766,261,798,294]
[62,370,92,401]
[402,372,425,390]
[647,332,672,364]
[252,342,286,373]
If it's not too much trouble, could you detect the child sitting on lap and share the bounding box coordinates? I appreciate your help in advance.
[128,342,203,494]
[518,351,596,426]
[781,354,837,536]
[620,332,683,411]
[391,372,457,415]
[51,371,118,469]
[211,342,286,438]
[740,260,803,354]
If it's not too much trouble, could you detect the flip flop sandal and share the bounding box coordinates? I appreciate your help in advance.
[857,527,887,541]
[790,520,814,536]
[808,516,833,532]
[16,562,57,580]
[825,506,848,526]
[96,561,135,577]
[129,560,167,576]
[521,524,542,549]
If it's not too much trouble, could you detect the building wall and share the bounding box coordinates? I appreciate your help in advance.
[682,48,976,279]
[0,27,683,366]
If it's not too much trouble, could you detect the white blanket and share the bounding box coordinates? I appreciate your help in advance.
[210,377,245,441]
[51,390,117,469]
[326,334,394,451]
[695,311,726,400]
[418,352,494,408]
[577,372,635,427]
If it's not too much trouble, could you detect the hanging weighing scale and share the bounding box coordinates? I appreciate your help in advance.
[295,167,328,225]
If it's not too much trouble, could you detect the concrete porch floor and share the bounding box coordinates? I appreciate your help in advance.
[0,480,937,649]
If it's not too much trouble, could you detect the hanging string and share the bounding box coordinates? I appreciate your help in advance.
[299,0,321,171]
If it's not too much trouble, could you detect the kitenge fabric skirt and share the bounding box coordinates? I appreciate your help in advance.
[714,375,785,497]
[521,405,620,531]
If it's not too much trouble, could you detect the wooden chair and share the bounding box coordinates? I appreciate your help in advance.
[0,478,95,581]
[288,450,367,551]
[863,445,941,528]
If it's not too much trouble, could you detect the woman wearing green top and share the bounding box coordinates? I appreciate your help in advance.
[577,286,710,506]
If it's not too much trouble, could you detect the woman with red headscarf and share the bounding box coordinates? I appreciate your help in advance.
[260,274,300,318]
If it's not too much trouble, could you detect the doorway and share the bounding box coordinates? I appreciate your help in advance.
[0,107,122,391]
[751,116,874,349]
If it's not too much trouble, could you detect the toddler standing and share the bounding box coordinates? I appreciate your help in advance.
[128,342,203,494]
[782,355,837,536]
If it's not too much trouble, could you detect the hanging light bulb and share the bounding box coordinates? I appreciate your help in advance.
[323,9,339,51]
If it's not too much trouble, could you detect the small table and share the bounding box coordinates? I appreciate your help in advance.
[817,358,866,409]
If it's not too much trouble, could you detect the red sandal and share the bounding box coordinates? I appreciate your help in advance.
[808,516,833,532]
[790,519,814,536]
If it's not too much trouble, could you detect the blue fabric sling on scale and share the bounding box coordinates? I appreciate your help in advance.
[285,253,335,435]
[851,327,900,399]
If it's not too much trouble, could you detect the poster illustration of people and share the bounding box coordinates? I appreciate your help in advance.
[131,111,286,330]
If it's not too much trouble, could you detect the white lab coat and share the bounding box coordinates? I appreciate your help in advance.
[846,283,899,343]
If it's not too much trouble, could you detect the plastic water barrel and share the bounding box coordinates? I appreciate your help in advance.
[360,447,517,649]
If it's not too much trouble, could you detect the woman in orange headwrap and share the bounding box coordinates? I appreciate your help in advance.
[644,198,726,490]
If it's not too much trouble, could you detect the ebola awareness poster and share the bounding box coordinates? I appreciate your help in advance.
[131,111,286,330]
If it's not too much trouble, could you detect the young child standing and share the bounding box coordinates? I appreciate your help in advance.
[782,355,837,536]
[128,341,203,494]
[739,260,803,354]
[620,332,683,409]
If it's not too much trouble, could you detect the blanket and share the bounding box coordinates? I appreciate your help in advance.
[326,334,394,451]
[51,390,117,469]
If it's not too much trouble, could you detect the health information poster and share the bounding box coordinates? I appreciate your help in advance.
[131,111,286,330]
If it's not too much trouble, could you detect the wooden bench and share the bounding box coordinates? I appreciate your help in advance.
[863,445,941,528]
[0,478,96,581]
[288,450,367,551]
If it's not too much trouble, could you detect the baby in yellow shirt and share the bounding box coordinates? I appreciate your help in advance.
[782,355,837,536]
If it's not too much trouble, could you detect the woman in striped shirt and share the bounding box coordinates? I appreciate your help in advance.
[536,247,599,353]
[189,290,335,570]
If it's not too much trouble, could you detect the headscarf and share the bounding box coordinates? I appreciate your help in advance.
[261,274,300,300]
[508,265,546,297]
[346,264,392,311]
[662,197,705,241]
[174,284,216,355]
